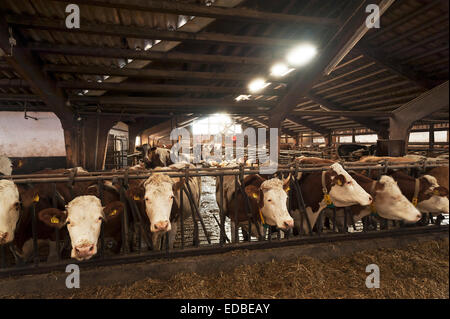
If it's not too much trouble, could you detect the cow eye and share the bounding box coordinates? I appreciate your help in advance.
[98,216,102,221]
[169,195,174,200]
[267,199,272,202]
[66,220,71,225]
[14,202,20,210]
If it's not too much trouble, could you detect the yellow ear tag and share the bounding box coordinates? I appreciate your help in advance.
[412,197,418,207]
[324,194,332,205]
[252,193,259,199]
[133,195,141,201]
[110,209,118,217]
[433,189,440,196]
[50,216,60,224]
[33,194,40,203]
[285,186,290,192]
[336,179,343,186]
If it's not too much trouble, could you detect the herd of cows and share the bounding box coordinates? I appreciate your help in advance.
[0,149,448,267]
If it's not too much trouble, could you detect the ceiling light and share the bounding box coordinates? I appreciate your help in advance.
[235,94,251,101]
[248,78,270,93]
[287,44,317,67]
[270,62,294,77]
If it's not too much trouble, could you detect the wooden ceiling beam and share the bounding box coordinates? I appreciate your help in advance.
[51,0,339,26]
[44,64,284,83]
[28,43,271,65]
[6,14,303,47]
[0,17,73,125]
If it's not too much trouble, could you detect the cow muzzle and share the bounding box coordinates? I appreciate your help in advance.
[279,218,294,230]
[152,220,170,233]
[73,243,96,260]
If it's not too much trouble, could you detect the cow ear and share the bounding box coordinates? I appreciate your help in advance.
[375,182,386,192]
[245,185,259,200]
[335,174,346,186]
[127,184,145,201]
[38,208,67,228]
[172,178,185,192]
[103,201,124,222]
[434,186,449,197]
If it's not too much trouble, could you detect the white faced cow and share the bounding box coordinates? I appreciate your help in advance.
[218,174,294,242]
[291,163,373,234]
[38,195,124,261]
[0,180,20,245]
[136,163,201,249]
[328,174,422,231]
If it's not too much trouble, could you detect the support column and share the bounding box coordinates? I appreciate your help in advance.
[429,124,435,154]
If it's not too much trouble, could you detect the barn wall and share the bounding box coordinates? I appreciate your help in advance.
[0,112,66,157]
[0,112,67,173]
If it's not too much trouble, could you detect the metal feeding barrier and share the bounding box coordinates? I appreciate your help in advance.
[0,159,448,278]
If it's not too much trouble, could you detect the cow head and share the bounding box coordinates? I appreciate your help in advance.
[245,175,294,231]
[0,180,20,244]
[417,175,449,214]
[372,176,422,223]
[38,195,124,261]
[142,173,184,234]
[327,163,373,207]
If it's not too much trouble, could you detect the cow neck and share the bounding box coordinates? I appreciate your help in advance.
[369,181,378,216]
[321,170,334,208]
[412,178,420,207]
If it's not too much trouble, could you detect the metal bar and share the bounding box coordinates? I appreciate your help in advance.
[179,184,184,250]
[1,226,447,278]
[218,175,225,246]
[31,201,39,266]
[234,174,239,243]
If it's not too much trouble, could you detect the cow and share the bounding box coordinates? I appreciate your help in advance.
[37,195,124,261]
[425,166,449,195]
[146,147,173,168]
[0,180,20,245]
[0,154,13,176]
[290,162,373,234]
[218,173,294,242]
[388,171,449,216]
[127,163,201,250]
[12,168,126,262]
[327,173,422,231]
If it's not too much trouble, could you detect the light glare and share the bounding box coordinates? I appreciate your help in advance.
[287,44,317,67]
[248,78,270,93]
[270,62,294,77]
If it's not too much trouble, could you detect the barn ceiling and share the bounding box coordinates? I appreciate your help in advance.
[0,0,448,136]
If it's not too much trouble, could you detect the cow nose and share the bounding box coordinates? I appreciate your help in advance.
[74,244,95,258]
[368,196,373,202]
[283,220,294,229]
[0,232,8,243]
[154,220,169,232]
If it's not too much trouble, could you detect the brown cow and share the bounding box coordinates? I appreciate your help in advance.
[290,162,373,234]
[388,171,449,216]
[326,172,422,231]
[218,174,293,242]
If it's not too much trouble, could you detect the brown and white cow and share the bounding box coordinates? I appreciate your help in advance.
[290,162,373,234]
[218,173,294,242]
[145,147,173,169]
[389,171,449,215]
[327,173,422,231]
[38,194,124,261]
[0,180,20,245]
[13,168,125,262]
[127,163,201,250]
